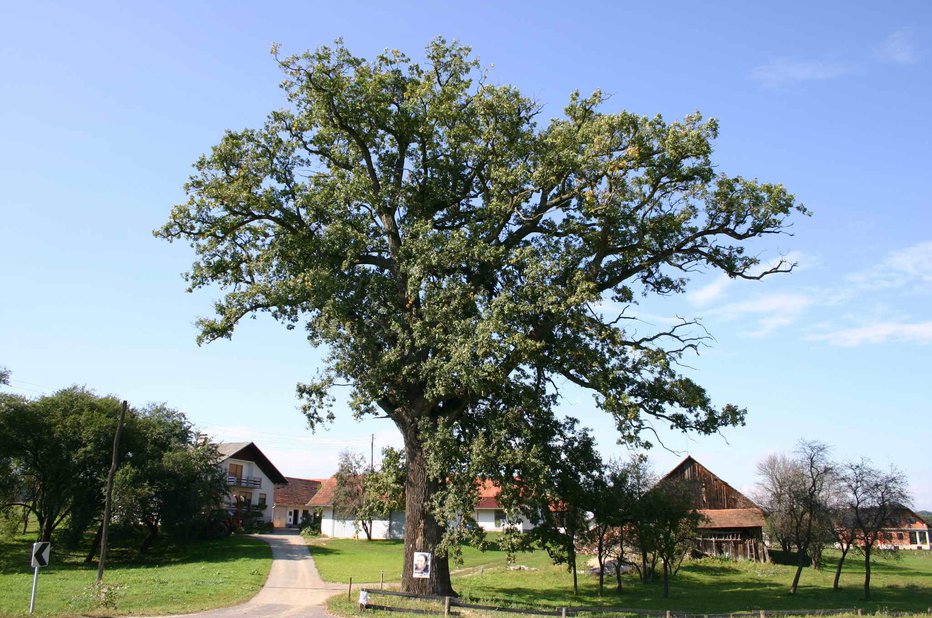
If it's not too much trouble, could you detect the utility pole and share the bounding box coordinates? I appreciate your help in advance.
[97,400,127,584]
[370,433,375,472]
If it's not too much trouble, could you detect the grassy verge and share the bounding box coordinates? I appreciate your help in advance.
[310,538,932,616]
[305,535,554,584]
[0,528,272,617]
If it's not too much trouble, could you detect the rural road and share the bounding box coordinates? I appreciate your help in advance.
[162,530,344,618]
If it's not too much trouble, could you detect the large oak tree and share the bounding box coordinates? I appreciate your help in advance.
[158,39,805,594]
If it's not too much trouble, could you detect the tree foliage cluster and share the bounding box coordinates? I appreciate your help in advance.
[0,387,226,556]
[756,440,912,600]
[158,37,805,594]
[332,447,406,541]
[528,446,701,598]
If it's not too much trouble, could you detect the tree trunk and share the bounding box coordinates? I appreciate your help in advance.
[85,522,103,564]
[790,547,807,594]
[863,545,872,601]
[832,544,850,591]
[39,516,55,543]
[400,431,454,596]
[597,535,605,595]
[571,555,578,596]
[662,561,670,598]
[21,506,29,534]
[140,521,159,554]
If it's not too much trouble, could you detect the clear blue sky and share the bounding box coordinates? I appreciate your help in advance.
[2,1,930,507]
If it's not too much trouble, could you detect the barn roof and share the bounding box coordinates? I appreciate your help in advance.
[698,508,766,529]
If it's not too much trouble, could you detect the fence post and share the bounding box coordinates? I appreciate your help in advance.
[380,570,384,589]
[444,596,451,617]
[760,611,765,618]
[666,611,671,618]
[348,577,352,602]
[561,607,567,618]
[857,610,862,617]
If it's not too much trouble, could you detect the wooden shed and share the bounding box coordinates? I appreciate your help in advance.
[660,456,769,562]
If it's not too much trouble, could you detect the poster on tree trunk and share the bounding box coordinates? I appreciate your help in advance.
[413,552,431,578]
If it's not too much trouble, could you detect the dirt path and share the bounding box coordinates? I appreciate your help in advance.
[159,530,344,618]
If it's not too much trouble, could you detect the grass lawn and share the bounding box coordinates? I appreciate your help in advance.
[311,537,932,616]
[0,527,272,617]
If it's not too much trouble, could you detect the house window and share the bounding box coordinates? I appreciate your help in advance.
[494,510,507,526]
[909,531,919,544]
[897,532,904,540]
[258,493,267,508]
[229,463,244,480]
[237,490,253,504]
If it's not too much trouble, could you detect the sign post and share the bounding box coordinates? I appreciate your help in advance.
[29,542,50,614]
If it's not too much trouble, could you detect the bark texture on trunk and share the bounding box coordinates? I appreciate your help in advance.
[863,546,872,601]
[833,545,849,591]
[85,523,103,564]
[400,431,454,596]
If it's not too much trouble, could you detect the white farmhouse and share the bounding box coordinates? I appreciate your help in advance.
[217,442,288,524]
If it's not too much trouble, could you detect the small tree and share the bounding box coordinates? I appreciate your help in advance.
[597,456,649,593]
[756,453,798,554]
[529,421,603,595]
[756,441,834,594]
[843,459,910,601]
[638,478,702,598]
[333,451,374,540]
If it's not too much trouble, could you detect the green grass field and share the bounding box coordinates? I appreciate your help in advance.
[311,537,932,615]
[0,528,272,617]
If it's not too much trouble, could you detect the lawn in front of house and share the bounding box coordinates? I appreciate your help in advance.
[305,534,553,584]
[0,528,272,617]
[313,537,932,616]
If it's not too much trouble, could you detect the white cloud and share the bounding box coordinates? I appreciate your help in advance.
[708,292,815,336]
[808,321,932,347]
[846,240,932,291]
[750,58,852,89]
[875,29,920,65]
[688,275,733,306]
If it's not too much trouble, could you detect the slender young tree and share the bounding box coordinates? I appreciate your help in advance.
[844,460,910,601]
[158,39,805,594]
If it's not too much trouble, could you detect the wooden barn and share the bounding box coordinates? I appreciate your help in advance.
[660,456,769,562]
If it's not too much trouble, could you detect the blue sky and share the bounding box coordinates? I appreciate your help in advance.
[1,1,930,508]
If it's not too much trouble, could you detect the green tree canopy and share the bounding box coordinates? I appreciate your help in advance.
[158,38,806,594]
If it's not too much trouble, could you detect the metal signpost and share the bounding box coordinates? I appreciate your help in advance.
[29,542,50,613]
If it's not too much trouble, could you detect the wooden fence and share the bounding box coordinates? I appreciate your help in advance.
[355,588,924,618]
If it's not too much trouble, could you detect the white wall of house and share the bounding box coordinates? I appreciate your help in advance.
[474,508,534,532]
[223,457,275,523]
[319,506,406,539]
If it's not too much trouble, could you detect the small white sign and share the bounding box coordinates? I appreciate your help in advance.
[413,552,431,579]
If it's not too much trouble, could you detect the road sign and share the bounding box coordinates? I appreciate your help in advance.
[31,543,50,568]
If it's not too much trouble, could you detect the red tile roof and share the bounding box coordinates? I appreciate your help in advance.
[476,479,502,509]
[698,508,766,529]
[274,477,323,507]
[308,476,338,507]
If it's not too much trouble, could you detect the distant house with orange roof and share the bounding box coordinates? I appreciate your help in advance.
[272,477,323,529]
[308,476,406,539]
[305,476,537,539]
[474,479,536,532]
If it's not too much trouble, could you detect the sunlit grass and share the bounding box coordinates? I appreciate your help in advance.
[0,526,271,617]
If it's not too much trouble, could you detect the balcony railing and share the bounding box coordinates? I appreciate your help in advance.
[227,475,262,488]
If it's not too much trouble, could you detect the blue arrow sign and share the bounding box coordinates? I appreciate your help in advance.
[31,542,50,568]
